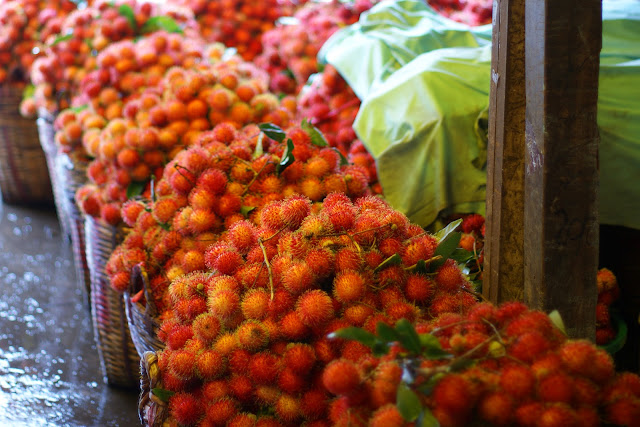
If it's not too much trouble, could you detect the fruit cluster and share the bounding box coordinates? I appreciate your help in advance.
[106,122,374,314]
[0,0,77,86]
[256,0,377,95]
[323,301,640,427]
[427,0,493,26]
[75,57,297,223]
[149,193,477,425]
[26,0,198,116]
[172,0,308,61]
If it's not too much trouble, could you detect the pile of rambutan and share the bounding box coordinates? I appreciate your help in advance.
[75,56,298,225]
[596,268,622,346]
[256,0,378,95]
[106,121,374,315]
[142,191,478,425]
[322,300,640,427]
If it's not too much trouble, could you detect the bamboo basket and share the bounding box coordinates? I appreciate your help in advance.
[139,351,172,427]
[85,215,139,388]
[58,153,91,298]
[37,110,70,239]
[125,264,164,360]
[0,85,53,205]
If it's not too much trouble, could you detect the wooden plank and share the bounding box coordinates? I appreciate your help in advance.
[484,0,526,304]
[523,0,601,339]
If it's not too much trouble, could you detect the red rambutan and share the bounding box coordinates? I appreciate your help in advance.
[169,392,203,426]
[296,290,335,327]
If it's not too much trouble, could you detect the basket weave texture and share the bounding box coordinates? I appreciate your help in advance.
[58,153,91,298]
[85,215,140,388]
[139,351,172,427]
[37,110,70,238]
[0,85,53,205]
[126,264,164,360]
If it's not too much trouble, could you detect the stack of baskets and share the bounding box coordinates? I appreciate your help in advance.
[125,265,164,359]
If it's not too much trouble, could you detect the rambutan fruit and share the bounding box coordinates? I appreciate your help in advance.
[169,392,203,426]
[241,289,270,320]
[432,374,476,414]
[596,327,616,345]
[254,385,281,405]
[166,325,193,350]
[228,413,259,427]
[214,193,243,218]
[477,392,514,426]
[188,208,220,234]
[435,259,465,291]
[377,265,407,289]
[402,235,438,266]
[121,200,146,226]
[192,313,222,344]
[589,347,615,385]
[322,359,361,396]
[296,290,335,328]
[499,364,535,400]
[333,271,367,304]
[370,362,402,408]
[197,168,228,195]
[169,350,196,380]
[213,250,244,276]
[369,404,405,427]
[605,397,640,427]
[495,301,529,325]
[202,380,229,402]
[181,250,206,273]
[385,301,419,323]
[280,311,310,340]
[575,406,600,427]
[538,372,574,403]
[228,375,254,403]
[279,194,312,229]
[254,417,281,427]
[278,367,306,394]
[228,221,258,254]
[404,274,435,303]
[275,394,302,422]
[461,213,484,234]
[300,389,329,420]
[205,398,237,425]
[248,352,280,384]
[300,176,325,201]
[537,404,578,427]
[514,401,544,427]
[340,340,371,363]
[343,304,375,327]
[260,201,284,231]
[208,289,240,320]
[573,377,599,406]
[282,262,316,295]
[505,310,555,337]
[236,320,270,352]
[378,237,403,258]
[558,340,596,376]
[304,249,335,278]
[110,271,131,293]
[335,248,362,272]
[196,350,227,380]
[508,331,552,363]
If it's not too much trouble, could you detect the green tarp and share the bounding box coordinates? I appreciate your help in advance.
[320,0,640,229]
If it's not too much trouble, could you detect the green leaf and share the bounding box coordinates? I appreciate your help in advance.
[253,133,264,159]
[372,340,391,357]
[395,319,422,355]
[141,16,184,34]
[417,373,445,396]
[396,383,422,422]
[431,232,462,270]
[419,334,451,359]
[152,388,175,402]
[240,206,256,218]
[126,180,146,199]
[258,123,286,143]
[118,4,137,33]
[434,218,462,241]
[301,119,329,147]
[449,357,475,372]
[51,32,73,46]
[450,248,474,264]
[332,147,350,166]
[418,408,441,427]
[548,310,567,335]
[329,327,377,349]
[22,84,35,100]
[376,322,400,343]
[70,104,88,113]
[374,253,402,273]
[282,68,295,79]
[276,138,295,175]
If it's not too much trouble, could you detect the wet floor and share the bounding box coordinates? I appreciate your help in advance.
[0,202,139,426]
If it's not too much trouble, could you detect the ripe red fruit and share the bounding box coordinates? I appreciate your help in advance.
[283,344,316,374]
[228,375,254,403]
[121,200,146,226]
[241,289,270,320]
[606,397,640,427]
[432,374,476,414]
[499,364,535,400]
[333,270,366,303]
[538,373,574,404]
[192,313,221,343]
[435,259,465,291]
[514,401,544,427]
[248,352,280,384]
[196,350,226,380]
[275,394,301,422]
[235,320,270,352]
[478,392,514,426]
[369,404,405,427]
[558,340,596,376]
[169,350,196,380]
[280,194,311,228]
[169,392,203,426]
[508,331,552,363]
[280,311,310,340]
[296,290,335,327]
[213,250,244,275]
[205,398,237,425]
[537,404,578,427]
[322,359,361,395]
[278,367,306,394]
[166,325,193,350]
[228,221,258,254]
[282,262,315,295]
[405,274,435,303]
[300,389,329,420]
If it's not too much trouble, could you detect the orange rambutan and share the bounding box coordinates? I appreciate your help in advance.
[333,270,367,304]
[283,343,316,375]
[538,373,574,404]
[435,259,465,291]
[282,262,316,295]
[296,290,335,328]
[478,392,514,426]
[241,289,270,320]
[169,350,196,380]
[235,320,270,352]
[280,311,310,340]
[205,398,238,425]
[300,388,329,420]
[514,401,544,427]
[196,350,227,380]
[228,375,254,403]
[208,289,240,320]
[499,364,535,401]
[322,358,361,396]
[369,404,405,427]
[169,392,203,426]
[166,325,193,350]
[248,352,280,384]
[343,304,375,327]
[275,394,302,422]
[537,404,578,427]
[278,367,306,394]
[507,331,552,363]
[432,374,476,414]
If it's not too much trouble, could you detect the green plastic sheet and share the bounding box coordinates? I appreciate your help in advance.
[321,0,640,229]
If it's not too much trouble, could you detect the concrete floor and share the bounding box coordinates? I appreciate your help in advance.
[0,201,139,426]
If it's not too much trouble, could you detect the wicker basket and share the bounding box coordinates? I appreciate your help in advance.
[85,215,140,388]
[125,265,164,360]
[37,110,70,239]
[58,153,91,298]
[0,85,54,205]
[139,351,172,427]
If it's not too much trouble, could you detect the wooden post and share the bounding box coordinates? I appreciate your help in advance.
[484,0,526,304]
[523,0,601,339]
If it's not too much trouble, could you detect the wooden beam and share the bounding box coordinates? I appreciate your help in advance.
[523,0,601,339]
[484,0,526,304]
